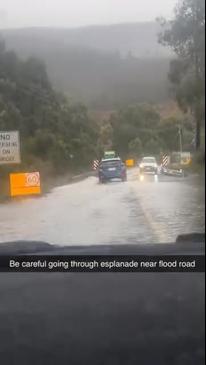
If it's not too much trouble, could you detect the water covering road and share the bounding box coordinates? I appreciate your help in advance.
[0,168,204,245]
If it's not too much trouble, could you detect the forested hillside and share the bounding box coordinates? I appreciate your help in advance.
[2,23,171,108]
[2,22,171,57]
[0,20,196,186]
[0,39,98,177]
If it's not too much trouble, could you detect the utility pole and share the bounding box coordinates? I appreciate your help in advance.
[178,125,183,154]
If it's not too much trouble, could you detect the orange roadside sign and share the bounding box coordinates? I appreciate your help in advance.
[10,172,41,197]
[125,159,135,167]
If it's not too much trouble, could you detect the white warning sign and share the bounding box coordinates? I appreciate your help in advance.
[0,131,21,165]
[25,172,40,187]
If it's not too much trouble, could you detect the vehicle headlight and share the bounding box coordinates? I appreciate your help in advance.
[139,164,143,168]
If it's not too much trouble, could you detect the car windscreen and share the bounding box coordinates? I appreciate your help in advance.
[142,158,156,163]
[100,161,121,169]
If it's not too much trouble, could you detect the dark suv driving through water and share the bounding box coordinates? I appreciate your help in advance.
[98,158,127,183]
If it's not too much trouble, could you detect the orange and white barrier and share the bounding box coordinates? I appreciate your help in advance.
[10,172,41,197]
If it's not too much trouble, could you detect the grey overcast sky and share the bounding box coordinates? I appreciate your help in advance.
[0,0,176,29]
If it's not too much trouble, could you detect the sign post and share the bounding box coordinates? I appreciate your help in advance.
[0,131,21,165]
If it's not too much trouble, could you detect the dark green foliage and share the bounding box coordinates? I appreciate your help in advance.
[0,40,98,174]
[110,104,160,158]
[128,138,143,156]
[109,104,193,159]
[158,0,205,150]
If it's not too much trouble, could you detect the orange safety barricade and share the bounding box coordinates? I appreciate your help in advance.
[10,172,41,197]
[125,159,135,167]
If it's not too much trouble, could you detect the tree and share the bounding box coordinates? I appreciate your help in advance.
[110,104,161,158]
[0,38,99,174]
[144,138,161,155]
[128,138,142,157]
[98,121,113,153]
[158,0,205,150]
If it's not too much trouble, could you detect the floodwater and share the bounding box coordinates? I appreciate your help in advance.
[0,169,205,245]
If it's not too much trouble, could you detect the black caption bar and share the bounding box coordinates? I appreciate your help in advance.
[0,255,205,272]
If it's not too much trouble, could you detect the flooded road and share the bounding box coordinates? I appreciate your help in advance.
[0,169,204,245]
